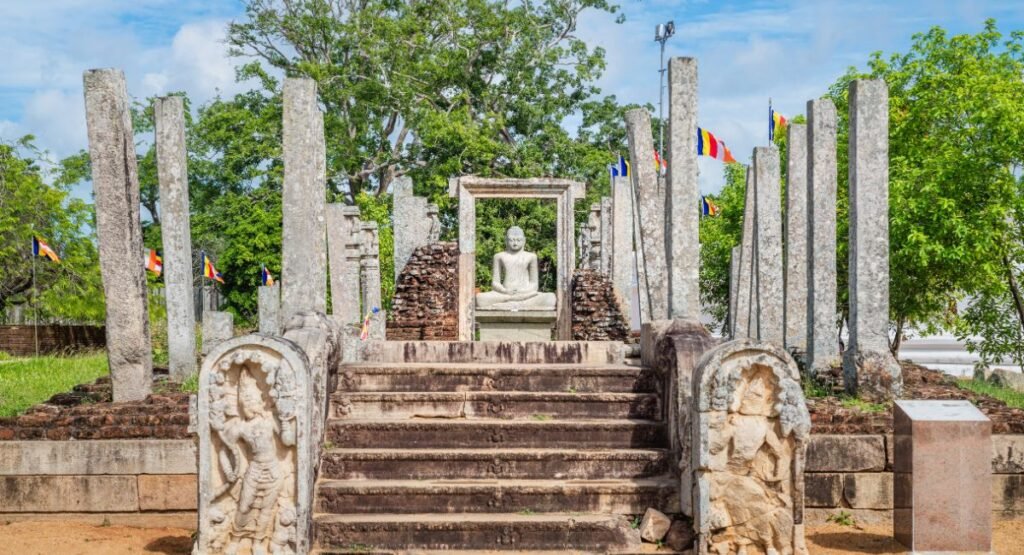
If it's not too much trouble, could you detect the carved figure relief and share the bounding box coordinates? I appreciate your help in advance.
[692,341,811,555]
[199,347,301,555]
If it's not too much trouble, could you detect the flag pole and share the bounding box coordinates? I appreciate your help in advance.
[32,245,38,357]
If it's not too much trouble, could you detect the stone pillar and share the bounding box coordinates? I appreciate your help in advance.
[666,57,700,321]
[784,123,809,357]
[728,245,740,337]
[845,79,902,399]
[806,98,839,376]
[600,196,613,274]
[281,78,327,320]
[392,176,438,280]
[733,166,755,339]
[611,176,635,321]
[258,284,281,335]
[154,96,197,381]
[691,339,810,553]
[326,204,362,326]
[753,146,784,346]
[82,68,152,401]
[587,203,602,270]
[360,221,385,339]
[578,222,592,270]
[200,311,233,356]
[456,185,476,341]
[625,108,668,321]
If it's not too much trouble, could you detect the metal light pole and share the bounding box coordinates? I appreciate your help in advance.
[655,21,676,156]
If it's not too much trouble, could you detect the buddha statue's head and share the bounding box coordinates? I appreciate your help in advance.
[505,226,526,253]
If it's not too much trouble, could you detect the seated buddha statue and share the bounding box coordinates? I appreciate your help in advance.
[475,226,557,311]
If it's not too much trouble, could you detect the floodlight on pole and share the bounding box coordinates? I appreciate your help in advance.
[655,20,675,159]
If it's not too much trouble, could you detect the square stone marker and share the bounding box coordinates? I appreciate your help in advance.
[894,400,991,553]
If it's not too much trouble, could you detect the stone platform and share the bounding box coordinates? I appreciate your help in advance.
[475,309,556,341]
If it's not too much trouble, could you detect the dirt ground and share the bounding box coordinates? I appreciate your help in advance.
[1,520,1023,554]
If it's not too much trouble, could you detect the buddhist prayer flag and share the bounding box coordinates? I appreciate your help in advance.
[609,154,630,178]
[653,150,667,176]
[769,106,788,141]
[202,251,225,284]
[33,237,60,262]
[701,196,720,217]
[146,249,163,276]
[696,127,737,164]
[261,265,275,286]
[359,306,381,341]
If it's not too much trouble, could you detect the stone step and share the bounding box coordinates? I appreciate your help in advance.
[313,513,642,552]
[326,419,667,449]
[315,478,679,515]
[336,363,656,393]
[319,448,671,480]
[313,549,683,555]
[329,392,661,421]
[360,340,626,365]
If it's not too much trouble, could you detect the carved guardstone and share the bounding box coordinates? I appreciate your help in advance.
[195,335,312,555]
[691,340,811,555]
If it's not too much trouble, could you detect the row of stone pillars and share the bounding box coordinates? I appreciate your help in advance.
[728,80,901,401]
[82,69,384,402]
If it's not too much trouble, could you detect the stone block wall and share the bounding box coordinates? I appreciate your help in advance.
[386,242,459,341]
[804,434,1024,523]
[571,269,630,342]
[0,325,106,356]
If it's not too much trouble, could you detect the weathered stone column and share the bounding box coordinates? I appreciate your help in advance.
[806,98,840,376]
[845,79,902,400]
[326,204,362,326]
[728,245,740,337]
[154,96,197,381]
[392,176,438,280]
[666,57,700,320]
[754,146,784,345]
[200,311,233,356]
[281,78,327,320]
[578,222,593,270]
[83,68,152,401]
[784,123,809,357]
[625,108,668,321]
[600,196,613,274]
[588,203,602,270]
[258,284,281,335]
[611,176,635,321]
[360,221,385,339]
[733,166,755,339]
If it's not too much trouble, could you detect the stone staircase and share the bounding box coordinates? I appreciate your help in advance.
[311,341,679,553]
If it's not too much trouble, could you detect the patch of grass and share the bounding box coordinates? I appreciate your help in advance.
[179,372,200,394]
[566,386,577,394]
[518,509,535,515]
[826,510,855,527]
[630,515,641,529]
[839,396,888,414]
[957,378,1024,409]
[0,353,109,417]
[530,414,552,421]
[801,376,831,399]
[346,544,373,553]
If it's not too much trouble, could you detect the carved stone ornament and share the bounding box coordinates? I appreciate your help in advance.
[195,335,313,555]
[691,339,811,555]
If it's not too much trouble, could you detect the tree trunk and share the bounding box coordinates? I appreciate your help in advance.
[1004,254,1024,336]
[889,316,905,357]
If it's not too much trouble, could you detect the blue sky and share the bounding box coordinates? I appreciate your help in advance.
[1,0,1021,194]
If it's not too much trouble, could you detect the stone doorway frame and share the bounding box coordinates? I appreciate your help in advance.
[449,176,586,341]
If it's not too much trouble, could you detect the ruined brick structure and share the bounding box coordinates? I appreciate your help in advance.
[386,242,459,340]
[571,269,630,342]
[0,325,106,356]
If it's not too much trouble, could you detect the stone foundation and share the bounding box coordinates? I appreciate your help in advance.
[386,242,459,341]
[571,269,630,341]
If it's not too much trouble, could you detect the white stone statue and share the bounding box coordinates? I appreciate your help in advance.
[476,226,556,311]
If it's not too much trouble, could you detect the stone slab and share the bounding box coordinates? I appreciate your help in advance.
[993,435,1024,473]
[806,435,886,472]
[0,475,139,512]
[257,284,281,335]
[137,474,197,511]
[478,321,555,342]
[360,340,625,364]
[804,473,842,507]
[0,511,197,528]
[894,400,992,552]
[843,472,893,510]
[0,440,197,475]
[200,310,233,356]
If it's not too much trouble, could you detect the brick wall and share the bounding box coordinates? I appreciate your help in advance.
[0,325,105,356]
[571,269,630,342]
[387,242,459,341]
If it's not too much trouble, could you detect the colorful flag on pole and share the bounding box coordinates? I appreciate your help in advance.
[261,265,275,286]
[32,237,60,262]
[653,150,667,176]
[202,252,225,284]
[146,249,163,276]
[609,154,630,178]
[769,106,788,141]
[359,306,381,341]
[701,196,720,217]
[696,128,737,164]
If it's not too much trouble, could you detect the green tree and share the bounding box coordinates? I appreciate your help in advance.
[0,137,104,323]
